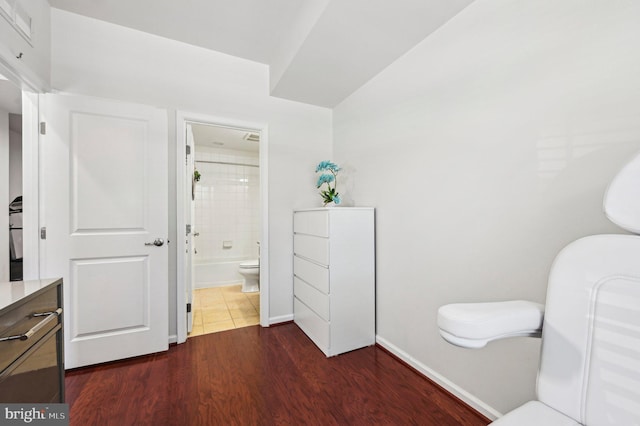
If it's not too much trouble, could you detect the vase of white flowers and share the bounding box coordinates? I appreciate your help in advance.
[316,160,342,206]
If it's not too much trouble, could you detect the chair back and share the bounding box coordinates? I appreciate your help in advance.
[537,153,640,425]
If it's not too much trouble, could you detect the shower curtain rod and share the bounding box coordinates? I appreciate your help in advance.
[195,160,259,168]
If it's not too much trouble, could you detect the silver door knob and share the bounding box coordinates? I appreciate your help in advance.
[145,238,164,247]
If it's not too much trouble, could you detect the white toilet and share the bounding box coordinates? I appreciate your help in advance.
[238,259,260,293]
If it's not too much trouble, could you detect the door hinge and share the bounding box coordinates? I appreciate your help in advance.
[186,145,191,155]
[39,122,46,135]
[186,303,192,313]
[186,224,191,235]
[40,227,46,240]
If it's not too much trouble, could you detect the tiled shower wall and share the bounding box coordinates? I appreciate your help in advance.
[194,145,260,263]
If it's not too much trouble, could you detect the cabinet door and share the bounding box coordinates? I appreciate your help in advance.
[0,0,50,87]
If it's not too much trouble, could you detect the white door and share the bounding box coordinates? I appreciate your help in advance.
[185,123,195,333]
[40,94,168,369]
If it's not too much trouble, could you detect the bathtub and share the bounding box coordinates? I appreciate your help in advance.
[194,258,250,288]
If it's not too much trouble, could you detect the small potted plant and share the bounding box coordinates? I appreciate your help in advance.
[316,161,341,206]
[192,169,201,200]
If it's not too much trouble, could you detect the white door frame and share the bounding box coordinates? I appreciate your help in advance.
[175,111,269,344]
[0,59,41,281]
[22,90,39,280]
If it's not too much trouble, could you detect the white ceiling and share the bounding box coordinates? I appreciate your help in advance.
[190,123,259,153]
[270,0,475,107]
[48,0,474,108]
[48,0,306,65]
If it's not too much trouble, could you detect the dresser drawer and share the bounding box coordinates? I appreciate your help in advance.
[0,286,61,373]
[0,326,62,403]
[294,298,329,353]
[293,210,329,237]
[294,277,330,321]
[293,256,329,294]
[294,234,329,266]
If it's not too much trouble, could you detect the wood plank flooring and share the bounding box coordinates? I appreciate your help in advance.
[65,323,490,425]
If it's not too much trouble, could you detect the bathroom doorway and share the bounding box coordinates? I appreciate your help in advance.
[176,113,269,343]
[189,123,261,336]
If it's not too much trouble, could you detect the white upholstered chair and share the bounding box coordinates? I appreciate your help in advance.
[437,153,640,425]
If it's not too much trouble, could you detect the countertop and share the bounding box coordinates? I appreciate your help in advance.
[0,278,63,314]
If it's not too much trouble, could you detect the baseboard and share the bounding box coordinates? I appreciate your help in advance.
[376,335,501,421]
[269,314,294,325]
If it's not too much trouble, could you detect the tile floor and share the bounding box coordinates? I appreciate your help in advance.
[189,284,260,337]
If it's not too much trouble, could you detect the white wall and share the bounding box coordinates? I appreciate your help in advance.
[50,9,332,335]
[0,111,8,281]
[333,0,640,416]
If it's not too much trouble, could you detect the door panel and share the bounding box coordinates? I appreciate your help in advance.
[71,113,147,232]
[41,94,168,369]
[71,256,148,337]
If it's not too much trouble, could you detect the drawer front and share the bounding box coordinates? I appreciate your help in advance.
[294,234,329,266]
[294,298,329,353]
[294,210,329,237]
[0,326,63,403]
[293,256,329,294]
[0,286,61,373]
[294,277,330,321]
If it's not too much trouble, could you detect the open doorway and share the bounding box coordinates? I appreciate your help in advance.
[176,112,269,344]
[0,65,41,283]
[189,123,261,337]
[0,72,23,281]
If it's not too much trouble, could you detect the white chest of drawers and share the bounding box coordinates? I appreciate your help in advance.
[293,207,375,356]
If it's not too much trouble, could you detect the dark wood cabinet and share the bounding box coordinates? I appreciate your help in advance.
[0,278,64,403]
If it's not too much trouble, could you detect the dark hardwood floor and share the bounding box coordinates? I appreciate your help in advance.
[66,323,490,425]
